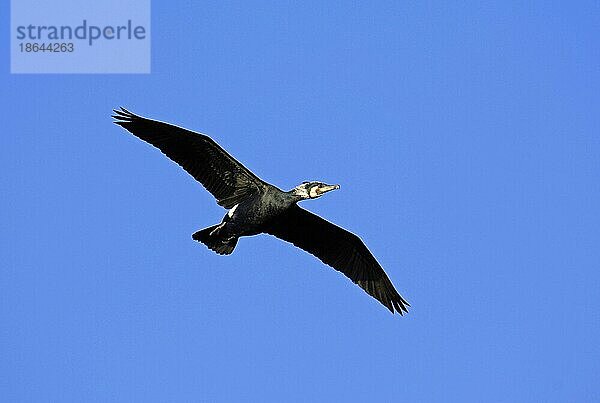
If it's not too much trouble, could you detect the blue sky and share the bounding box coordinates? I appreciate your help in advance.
[1,1,599,401]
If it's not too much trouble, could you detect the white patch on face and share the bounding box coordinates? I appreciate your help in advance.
[309,186,320,198]
[294,184,310,198]
[227,203,239,218]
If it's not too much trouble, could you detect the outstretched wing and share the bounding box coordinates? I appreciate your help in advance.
[113,107,268,208]
[264,205,409,314]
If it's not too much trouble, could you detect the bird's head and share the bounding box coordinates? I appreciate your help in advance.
[292,181,340,200]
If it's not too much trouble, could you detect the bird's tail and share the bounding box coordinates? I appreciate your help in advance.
[192,226,238,255]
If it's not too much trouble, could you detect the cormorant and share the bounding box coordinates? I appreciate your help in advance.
[113,108,409,314]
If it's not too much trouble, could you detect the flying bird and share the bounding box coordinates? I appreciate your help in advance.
[113,108,409,314]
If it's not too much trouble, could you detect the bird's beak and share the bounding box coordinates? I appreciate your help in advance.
[316,184,340,195]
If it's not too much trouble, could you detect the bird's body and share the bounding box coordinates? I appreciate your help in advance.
[228,186,293,236]
[113,108,409,314]
[197,187,294,253]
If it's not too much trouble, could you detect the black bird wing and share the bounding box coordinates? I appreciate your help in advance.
[264,205,409,314]
[113,107,268,208]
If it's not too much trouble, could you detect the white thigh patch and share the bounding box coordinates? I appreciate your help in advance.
[227,203,239,218]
